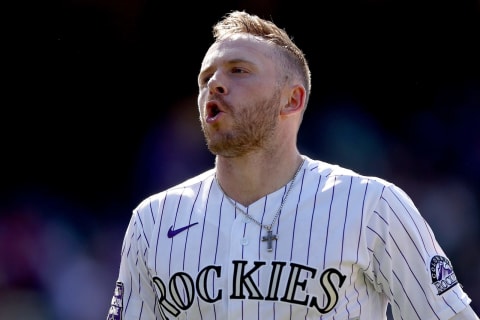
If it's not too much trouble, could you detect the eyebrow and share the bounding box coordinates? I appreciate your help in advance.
[199,58,256,77]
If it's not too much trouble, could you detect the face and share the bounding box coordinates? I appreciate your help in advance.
[197,34,284,158]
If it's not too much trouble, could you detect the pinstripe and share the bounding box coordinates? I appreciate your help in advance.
[391,268,423,319]
[390,230,437,315]
[195,181,209,320]
[210,190,223,320]
[354,178,369,317]
[148,201,156,225]
[307,173,322,264]
[138,301,143,319]
[258,197,269,319]
[108,157,473,320]
[340,177,353,268]
[383,188,442,318]
[289,168,305,261]
[340,176,354,319]
[154,197,167,271]
[381,190,426,261]
[189,182,203,269]
[168,188,184,276]
[306,174,322,320]
[126,272,132,312]
[322,175,335,270]
[260,196,269,257]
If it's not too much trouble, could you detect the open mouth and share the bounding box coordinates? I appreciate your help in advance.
[209,105,220,117]
[206,101,224,121]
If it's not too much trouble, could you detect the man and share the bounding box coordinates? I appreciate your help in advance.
[107,10,478,319]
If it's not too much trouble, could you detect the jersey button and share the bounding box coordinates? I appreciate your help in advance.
[241,238,249,246]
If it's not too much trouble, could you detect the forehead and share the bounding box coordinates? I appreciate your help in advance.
[201,34,276,69]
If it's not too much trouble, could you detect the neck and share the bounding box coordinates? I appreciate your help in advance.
[215,152,304,206]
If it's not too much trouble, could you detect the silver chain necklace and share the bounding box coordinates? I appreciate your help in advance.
[215,158,305,252]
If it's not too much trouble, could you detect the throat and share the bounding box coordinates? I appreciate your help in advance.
[214,157,305,252]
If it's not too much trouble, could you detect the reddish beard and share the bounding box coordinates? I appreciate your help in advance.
[201,90,281,157]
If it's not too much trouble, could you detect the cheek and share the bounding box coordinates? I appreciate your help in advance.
[197,96,205,114]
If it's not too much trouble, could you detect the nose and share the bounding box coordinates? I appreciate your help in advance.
[207,73,227,95]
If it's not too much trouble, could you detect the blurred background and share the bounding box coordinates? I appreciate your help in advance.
[2,0,479,319]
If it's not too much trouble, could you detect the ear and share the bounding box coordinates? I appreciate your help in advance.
[280,85,306,116]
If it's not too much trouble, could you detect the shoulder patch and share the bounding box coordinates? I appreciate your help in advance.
[107,281,124,320]
[430,255,458,295]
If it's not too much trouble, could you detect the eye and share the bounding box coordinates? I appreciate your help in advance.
[199,74,212,87]
[231,67,248,74]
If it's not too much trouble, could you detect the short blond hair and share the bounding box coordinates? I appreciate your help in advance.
[212,10,312,109]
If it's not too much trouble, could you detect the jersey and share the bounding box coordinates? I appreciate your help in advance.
[107,155,473,320]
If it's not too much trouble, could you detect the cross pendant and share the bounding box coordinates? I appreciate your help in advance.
[262,230,278,252]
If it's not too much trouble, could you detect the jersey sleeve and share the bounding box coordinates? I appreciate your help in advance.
[107,210,160,320]
[364,183,473,319]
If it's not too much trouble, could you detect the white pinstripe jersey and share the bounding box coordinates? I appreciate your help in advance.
[107,156,472,320]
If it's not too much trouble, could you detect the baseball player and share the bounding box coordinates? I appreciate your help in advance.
[107,10,478,320]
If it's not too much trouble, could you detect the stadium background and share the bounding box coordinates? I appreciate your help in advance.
[2,0,479,318]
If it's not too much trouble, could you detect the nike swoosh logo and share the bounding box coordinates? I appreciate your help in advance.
[167,222,199,238]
